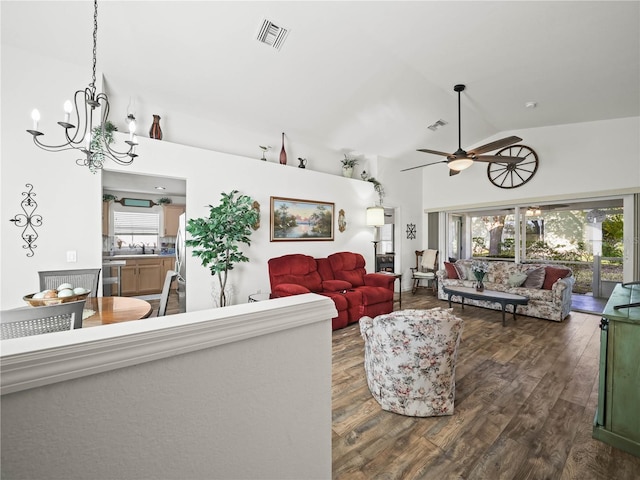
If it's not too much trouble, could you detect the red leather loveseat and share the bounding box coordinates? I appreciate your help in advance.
[268,252,395,330]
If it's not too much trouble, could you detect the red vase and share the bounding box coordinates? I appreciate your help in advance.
[149,115,163,140]
[279,132,287,165]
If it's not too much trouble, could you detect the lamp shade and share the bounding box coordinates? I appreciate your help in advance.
[366,206,385,226]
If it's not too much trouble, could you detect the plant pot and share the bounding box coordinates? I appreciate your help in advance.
[342,166,353,178]
[212,280,234,308]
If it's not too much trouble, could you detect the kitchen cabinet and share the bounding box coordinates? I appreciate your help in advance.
[163,204,185,236]
[102,201,109,236]
[120,257,165,296]
[593,282,640,458]
[161,257,178,290]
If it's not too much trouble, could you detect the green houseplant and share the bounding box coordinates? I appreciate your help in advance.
[185,190,259,307]
[89,121,117,172]
[341,154,358,178]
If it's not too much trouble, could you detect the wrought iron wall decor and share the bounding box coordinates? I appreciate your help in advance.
[9,184,43,257]
[406,223,416,240]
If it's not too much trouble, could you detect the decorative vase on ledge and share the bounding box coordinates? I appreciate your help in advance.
[149,114,163,140]
[342,166,353,178]
[279,132,287,165]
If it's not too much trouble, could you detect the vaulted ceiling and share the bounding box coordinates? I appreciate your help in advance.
[3,1,639,167]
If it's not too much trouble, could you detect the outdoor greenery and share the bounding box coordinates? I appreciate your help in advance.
[470,208,624,294]
[185,190,259,307]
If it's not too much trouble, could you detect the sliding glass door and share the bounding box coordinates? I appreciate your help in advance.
[444,196,630,300]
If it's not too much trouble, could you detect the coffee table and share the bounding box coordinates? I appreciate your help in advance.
[442,286,529,326]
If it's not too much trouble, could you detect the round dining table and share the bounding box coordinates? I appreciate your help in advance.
[83,296,153,327]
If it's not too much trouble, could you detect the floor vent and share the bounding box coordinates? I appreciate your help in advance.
[256,18,289,50]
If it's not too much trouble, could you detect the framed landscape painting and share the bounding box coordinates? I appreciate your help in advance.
[270,196,334,241]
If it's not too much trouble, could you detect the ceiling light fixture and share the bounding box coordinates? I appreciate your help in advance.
[155,186,166,191]
[26,0,137,173]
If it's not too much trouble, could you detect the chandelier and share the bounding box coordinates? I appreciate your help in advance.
[26,0,137,173]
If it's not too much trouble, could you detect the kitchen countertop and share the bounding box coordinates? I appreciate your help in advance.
[103,254,175,260]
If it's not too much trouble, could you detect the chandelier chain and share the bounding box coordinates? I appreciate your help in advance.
[90,0,98,91]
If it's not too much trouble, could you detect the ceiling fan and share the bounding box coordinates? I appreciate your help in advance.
[402,84,525,175]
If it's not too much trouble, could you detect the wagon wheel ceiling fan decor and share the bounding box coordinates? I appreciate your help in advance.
[402,84,526,176]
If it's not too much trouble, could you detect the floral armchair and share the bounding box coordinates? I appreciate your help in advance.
[360,308,464,417]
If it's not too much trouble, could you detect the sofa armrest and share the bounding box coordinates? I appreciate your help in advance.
[436,269,448,281]
[552,275,575,302]
[364,273,395,289]
[322,280,353,292]
[272,284,312,297]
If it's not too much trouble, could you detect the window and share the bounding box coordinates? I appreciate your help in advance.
[114,211,160,248]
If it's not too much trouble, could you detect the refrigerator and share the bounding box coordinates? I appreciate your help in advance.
[175,213,187,313]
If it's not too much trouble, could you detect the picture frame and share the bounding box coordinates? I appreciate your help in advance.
[270,196,334,241]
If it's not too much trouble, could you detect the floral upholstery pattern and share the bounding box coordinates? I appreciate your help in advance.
[360,308,464,417]
[437,260,575,322]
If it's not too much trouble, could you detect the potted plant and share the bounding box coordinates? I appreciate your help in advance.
[90,121,117,172]
[341,154,358,178]
[361,170,385,204]
[186,190,259,307]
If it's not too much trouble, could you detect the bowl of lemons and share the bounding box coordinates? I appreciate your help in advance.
[24,283,91,307]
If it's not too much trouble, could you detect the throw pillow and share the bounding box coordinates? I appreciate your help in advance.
[444,262,458,279]
[507,272,528,287]
[453,263,466,280]
[542,266,571,290]
[523,267,546,289]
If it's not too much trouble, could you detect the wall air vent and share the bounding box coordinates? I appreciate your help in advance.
[427,119,448,131]
[256,19,289,50]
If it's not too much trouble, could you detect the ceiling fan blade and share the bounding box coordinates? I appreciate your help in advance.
[416,148,452,157]
[467,136,522,156]
[474,155,524,164]
[401,160,447,172]
[449,169,460,176]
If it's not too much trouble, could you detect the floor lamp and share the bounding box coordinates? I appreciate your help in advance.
[366,205,385,271]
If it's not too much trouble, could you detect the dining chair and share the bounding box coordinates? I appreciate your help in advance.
[38,268,101,297]
[158,270,178,317]
[0,300,86,340]
[411,249,438,294]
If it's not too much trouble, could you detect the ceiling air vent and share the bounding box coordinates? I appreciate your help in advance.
[256,18,289,50]
[427,119,448,131]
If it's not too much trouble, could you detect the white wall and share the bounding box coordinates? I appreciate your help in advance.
[1,46,379,310]
[1,294,335,480]
[421,117,640,211]
[1,46,103,309]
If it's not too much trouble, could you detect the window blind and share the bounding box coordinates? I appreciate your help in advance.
[114,211,159,235]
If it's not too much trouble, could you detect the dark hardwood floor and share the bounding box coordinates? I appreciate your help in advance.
[332,292,640,480]
[158,289,639,478]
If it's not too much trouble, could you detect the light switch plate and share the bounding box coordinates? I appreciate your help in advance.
[66,250,77,262]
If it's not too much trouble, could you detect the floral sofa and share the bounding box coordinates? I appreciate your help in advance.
[268,252,395,330]
[436,259,575,322]
[360,308,464,417]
